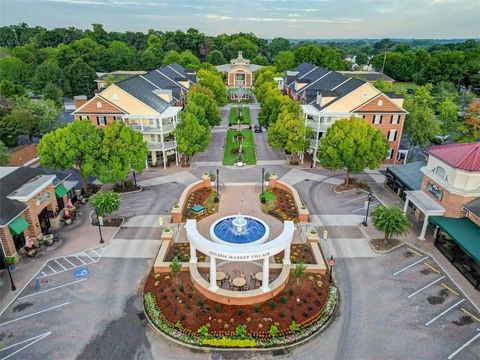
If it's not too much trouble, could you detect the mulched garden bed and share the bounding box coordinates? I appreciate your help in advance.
[165,243,207,262]
[334,178,370,193]
[113,185,141,193]
[274,244,315,264]
[183,188,219,221]
[370,238,402,252]
[144,271,329,338]
[91,217,123,227]
[262,188,298,222]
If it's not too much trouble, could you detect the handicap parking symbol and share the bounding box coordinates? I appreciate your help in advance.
[74,268,89,278]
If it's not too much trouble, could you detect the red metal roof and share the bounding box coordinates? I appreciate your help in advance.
[427,142,480,172]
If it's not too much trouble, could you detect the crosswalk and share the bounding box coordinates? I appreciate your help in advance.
[137,171,198,187]
[280,168,343,186]
[37,246,108,279]
[102,239,162,259]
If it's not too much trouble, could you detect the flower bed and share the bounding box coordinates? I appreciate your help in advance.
[274,244,315,264]
[144,271,337,349]
[183,188,219,221]
[261,188,298,222]
[165,243,207,262]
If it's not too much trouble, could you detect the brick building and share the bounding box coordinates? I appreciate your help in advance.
[0,167,77,267]
[284,63,408,166]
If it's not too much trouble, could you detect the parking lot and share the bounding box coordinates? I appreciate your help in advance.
[390,246,480,359]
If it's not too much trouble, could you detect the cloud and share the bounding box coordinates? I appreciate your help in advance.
[205,14,234,21]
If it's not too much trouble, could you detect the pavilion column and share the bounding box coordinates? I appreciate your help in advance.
[189,244,197,263]
[261,257,270,292]
[403,198,410,214]
[283,246,291,265]
[209,256,218,291]
[419,214,429,241]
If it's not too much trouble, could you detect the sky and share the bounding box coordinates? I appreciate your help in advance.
[0,0,479,39]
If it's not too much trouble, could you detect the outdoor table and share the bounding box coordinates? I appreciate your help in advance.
[191,204,205,214]
[217,271,226,281]
[255,272,263,281]
[232,277,246,288]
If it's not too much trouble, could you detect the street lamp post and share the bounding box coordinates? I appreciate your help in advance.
[6,262,16,291]
[261,168,265,194]
[132,170,137,188]
[362,191,373,227]
[94,208,105,243]
[328,255,335,283]
[214,169,220,203]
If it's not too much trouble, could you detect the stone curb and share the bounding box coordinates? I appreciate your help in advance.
[0,218,125,317]
[116,187,144,195]
[143,287,339,352]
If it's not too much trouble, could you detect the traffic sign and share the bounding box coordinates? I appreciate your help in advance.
[323,230,328,240]
[329,258,336,267]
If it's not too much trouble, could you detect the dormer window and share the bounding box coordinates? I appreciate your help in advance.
[433,166,448,181]
[96,101,102,108]
[377,100,383,106]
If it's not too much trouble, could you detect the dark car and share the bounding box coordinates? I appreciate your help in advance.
[254,125,262,133]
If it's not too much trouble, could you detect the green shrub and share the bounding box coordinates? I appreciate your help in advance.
[254,305,261,313]
[290,320,300,332]
[175,320,183,329]
[268,324,278,337]
[196,299,205,308]
[279,296,288,304]
[236,308,245,316]
[288,288,294,296]
[214,303,222,313]
[200,337,256,348]
[187,292,193,299]
[269,301,276,310]
[5,256,16,265]
[235,324,247,337]
[179,284,184,292]
[197,324,209,336]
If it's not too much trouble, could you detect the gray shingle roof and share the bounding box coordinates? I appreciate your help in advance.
[116,76,170,113]
[464,197,480,218]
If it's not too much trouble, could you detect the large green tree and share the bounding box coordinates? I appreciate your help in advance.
[37,120,102,194]
[437,98,459,139]
[33,60,65,90]
[318,117,389,185]
[178,50,201,71]
[197,69,227,106]
[66,58,96,97]
[274,51,296,72]
[140,34,164,70]
[458,100,480,142]
[162,50,181,65]
[186,85,220,126]
[0,140,10,166]
[106,40,137,70]
[205,50,226,65]
[174,112,211,166]
[0,57,32,85]
[96,121,147,187]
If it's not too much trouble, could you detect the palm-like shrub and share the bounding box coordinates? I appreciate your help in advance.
[371,205,410,246]
[89,190,121,220]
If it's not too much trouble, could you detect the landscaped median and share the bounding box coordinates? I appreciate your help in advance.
[223,129,256,165]
[144,273,338,349]
[228,106,251,126]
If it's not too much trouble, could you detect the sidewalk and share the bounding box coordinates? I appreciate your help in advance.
[0,204,117,313]
[366,182,480,307]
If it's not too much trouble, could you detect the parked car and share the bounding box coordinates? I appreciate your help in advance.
[254,125,262,133]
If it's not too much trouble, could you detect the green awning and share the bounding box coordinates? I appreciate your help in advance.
[9,217,30,236]
[55,184,68,198]
[429,216,480,263]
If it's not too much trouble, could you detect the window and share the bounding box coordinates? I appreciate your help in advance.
[150,134,155,142]
[97,116,106,125]
[80,115,89,121]
[390,114,399,124]
[96,101,102,109]
[373,114,382,124]
[387,148,394,159]
[377,100,383,106]
[388,129,397,141]
[434,166,448,181]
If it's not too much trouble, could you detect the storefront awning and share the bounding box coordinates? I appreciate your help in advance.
[55,184,69,198]
[9,217,30,236]
[429,216,480,263]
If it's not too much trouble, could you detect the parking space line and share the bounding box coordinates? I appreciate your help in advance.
[408,276,445,298]
[345,195,369,203]
[423,262,440,273]
[447,329,480,359]
[0,302,69,327]
[0,331,51,360]
[441,283,460,297]
[91,249,101,257]
[352,203,379,213]
[47,265,57,274]
[425,299,465,326]
[17,279,87,300]
[393,256,429,276]
[406,247,423,257]
[41,271,46,276]
[63,257,76,267]
[83,252,96,263]
[54,259,68,271]
[75,255,86,265]
[461,308,480,323]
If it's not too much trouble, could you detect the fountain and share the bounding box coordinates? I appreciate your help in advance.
[210,214,269,246]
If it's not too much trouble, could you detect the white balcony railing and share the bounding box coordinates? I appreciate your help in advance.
[305,120,331,133]
[148,140,176,151]
[126,122,175,133]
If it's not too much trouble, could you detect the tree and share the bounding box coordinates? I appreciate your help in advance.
[37,120,102,194]
[205,50,226,65]
[294,44,321,65]
[174,112,211,166]
[140,34,164,70]
[437,98,459,138]
[267,108,311,164]
[0,57,32,85]
[186,85,220,126]
[268,37,291,58]
[318,117,389,185]
[274,51,296,72]
[0,140,10,166]
[89,191,121,221]
[251,55,269,66]
[66,58,96,97]
[0,79,25,98]
[42,82,63,106]
[178,50,201,71]
[0,115,24,147]
[169,255,182,285]
[33,60,64,90]
[458,100,480,142]
[293,262,306,286]
[355,53,369,66]
[197,69,227,106]
[106,41,137,71]
[96,121,147,187]
[162,50,181,65]
[371,206,410,246]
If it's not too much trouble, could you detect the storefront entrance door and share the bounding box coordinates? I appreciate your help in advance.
[38,207,51,233]
[13,233,26,251]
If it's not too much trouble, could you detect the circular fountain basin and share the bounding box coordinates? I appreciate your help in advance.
[210,215,269,246]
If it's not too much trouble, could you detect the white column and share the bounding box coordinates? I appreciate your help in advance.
[419,214,429,241]
[145,159,149,169]
[163,151,167,169]
[261,257,270,292]
[209,256,218,291]
[189,244,197,263]
[403,198,410,214]
[283,245,291,265]
[175,150,179,166]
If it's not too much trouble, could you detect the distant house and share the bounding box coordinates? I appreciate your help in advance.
[95,71,147,90]
[284,63,407,166]
[216,52,263,100]
[73,63,196,168]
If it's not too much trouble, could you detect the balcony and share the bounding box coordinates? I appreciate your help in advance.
[126,122,175,134]
[148,140,176,151]
[305,120,331,133]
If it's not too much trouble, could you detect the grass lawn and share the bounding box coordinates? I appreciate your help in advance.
[223,129,256,165]
[391,82,419,94]
[228,106,251,126]
[260,190,276,202]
